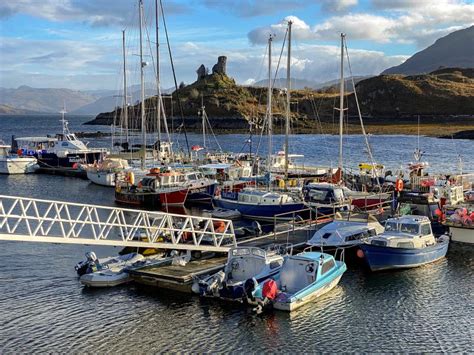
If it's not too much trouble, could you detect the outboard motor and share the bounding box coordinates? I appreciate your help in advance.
[74,251,99,276]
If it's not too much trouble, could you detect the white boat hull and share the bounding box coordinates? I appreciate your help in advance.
[274,275,343,312]
[80,270,130,287]
[87,170,116,187]
[450,226,474,244]
[0,157,37,174]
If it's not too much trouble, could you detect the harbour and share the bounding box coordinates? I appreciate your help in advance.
[1,0,474,351]
[0,115,473,352]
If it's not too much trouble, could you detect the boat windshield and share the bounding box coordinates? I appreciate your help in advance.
[400,223,419,234]
[384,221,398,231]
[308,190,328,201]
[385,221,419,234]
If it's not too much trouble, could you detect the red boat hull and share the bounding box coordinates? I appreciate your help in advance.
[115,187,188,209]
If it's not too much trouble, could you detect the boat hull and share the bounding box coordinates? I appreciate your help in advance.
[187,182,218,203]
[360,238,449,271]
[80,272,130,287]
[213,198,305,221]
[274,274,343,312]
[87,171,116,187]
[115,187,188,208]
[0,157,37,174]
[449,226,474,244]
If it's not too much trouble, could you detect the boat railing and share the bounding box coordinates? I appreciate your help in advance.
[0,194,236,252]
[351,192,396,213]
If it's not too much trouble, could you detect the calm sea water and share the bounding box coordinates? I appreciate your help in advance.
[0,115,473,352]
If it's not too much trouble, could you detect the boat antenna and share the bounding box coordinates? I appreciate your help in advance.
[60,102,69,136]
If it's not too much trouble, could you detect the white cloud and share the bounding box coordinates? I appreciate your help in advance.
[0,0,189,26]
[320,0,358,13]
[248,16,317,44]
[202,0,308,17]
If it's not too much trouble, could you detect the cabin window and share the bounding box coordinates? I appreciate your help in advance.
[385,222,398,232]
[371,240,387,247]
[397,242,414,248]
[322,232,332,239]
[321,259,335,275]
[400,223,419,234]
[421,224,432,236]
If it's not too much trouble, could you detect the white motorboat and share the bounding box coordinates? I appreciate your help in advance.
[0,143,37,174]
[76,252,145,287]
[307,212,385,249]
[210,208,242,220]
[85,157,130,187]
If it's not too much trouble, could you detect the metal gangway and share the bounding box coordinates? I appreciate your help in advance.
[0,195,236,252]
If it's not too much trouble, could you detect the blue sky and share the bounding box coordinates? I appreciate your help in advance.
[0,0,473,91]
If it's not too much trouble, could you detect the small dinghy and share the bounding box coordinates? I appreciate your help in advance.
[192,246,285,302]
[210,208,242,220]
[252,251,347,312]
[75,252,145,287]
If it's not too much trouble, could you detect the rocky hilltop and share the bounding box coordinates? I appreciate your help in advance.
[88,59,474,135]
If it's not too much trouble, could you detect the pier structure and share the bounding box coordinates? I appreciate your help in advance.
[0,195,236,253]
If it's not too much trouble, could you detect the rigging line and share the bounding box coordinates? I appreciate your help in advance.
[160,0,190,158]
[272,27,288,89]
[344,38,381,188]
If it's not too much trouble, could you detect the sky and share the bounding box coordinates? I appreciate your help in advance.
[0,0,473,91]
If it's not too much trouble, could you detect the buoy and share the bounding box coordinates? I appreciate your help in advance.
[395,179,404,192]
[278,179,285,189]
[356,249,365,259]
[127,171,135,185]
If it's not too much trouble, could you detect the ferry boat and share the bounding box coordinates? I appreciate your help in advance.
[193,246,284,302]
[359,215,449,271]
[213,188,305,221]
[13,110,107,176]
[0,142,37,174]
[252,251,346,312]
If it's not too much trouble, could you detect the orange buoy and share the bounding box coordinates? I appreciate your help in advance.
[395,179,404,192]
[356,249,365,259]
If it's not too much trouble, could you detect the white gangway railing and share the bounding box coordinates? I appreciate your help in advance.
[0,195,236,253]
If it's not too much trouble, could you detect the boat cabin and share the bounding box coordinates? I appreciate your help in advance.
[225,247,283,284]
[277,252,338,294]
[303,182,347,205]
[308,212,384,247]
[236,189,295,205]
[369,215,435,249]
[0,144,11,157]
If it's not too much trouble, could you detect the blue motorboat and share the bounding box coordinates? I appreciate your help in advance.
[192,246,285,302]
[253,251,347,312]
[359,215,449,271]
[213,188,305,221]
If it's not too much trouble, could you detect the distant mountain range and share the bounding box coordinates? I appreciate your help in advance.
[383,26,474,75]
[0,83,171,115]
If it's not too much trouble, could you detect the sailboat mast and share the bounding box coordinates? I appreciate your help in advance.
[284,21,292,181]
[122,30,129,144]
[155,0,162,145]
[201,95,206,148]
[267,34,273,171]
[139,0,146,170]
[338,33,345,177]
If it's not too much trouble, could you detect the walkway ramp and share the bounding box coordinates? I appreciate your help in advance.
[0,195,236,253]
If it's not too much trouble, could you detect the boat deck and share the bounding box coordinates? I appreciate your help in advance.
[129,256,227,292]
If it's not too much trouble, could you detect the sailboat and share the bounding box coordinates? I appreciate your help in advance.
[114,0,188,208]
[213,24,305,221]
